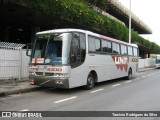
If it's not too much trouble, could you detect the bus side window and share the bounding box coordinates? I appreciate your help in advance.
[71,33,80,64]
[107,41,112,53]
[88,36,96,52]
[79,33,86,62]
[133,47,138,57]
[70,33,86,68]
[102,40,108,53]
[102,40,112,53]
[95,38,101,52]
[128,46,133,56]
[112,42,120,54]
[121,44,128,55]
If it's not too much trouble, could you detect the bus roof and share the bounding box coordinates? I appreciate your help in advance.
[36,28,138,48]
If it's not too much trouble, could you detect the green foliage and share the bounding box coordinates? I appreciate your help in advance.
[6,0,160,53]
[81,0,108,11]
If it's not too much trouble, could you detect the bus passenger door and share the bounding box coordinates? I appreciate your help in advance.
[70,33,86,88]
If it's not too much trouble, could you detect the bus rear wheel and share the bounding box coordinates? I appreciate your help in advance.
[127,68,132,80]
[84,73,95,90]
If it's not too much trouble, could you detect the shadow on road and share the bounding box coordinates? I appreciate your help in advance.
[37,76,137,95]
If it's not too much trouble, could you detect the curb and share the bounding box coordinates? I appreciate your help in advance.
[0,86,41,98]
[139,67,156,73]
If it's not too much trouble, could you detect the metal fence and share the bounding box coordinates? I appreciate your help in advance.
[0,42,29,81]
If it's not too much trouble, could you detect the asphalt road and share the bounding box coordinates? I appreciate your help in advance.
[0,69,160,120]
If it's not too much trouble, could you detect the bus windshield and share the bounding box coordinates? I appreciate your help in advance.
[31,32,72,65]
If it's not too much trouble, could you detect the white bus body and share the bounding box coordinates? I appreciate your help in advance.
[28,29,139,89]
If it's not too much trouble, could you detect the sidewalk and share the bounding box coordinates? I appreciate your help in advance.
[0,67,157,97]
[0,79,40,97]
[139,66,156,72]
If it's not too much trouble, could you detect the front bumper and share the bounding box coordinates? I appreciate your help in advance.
[29,76,69,89]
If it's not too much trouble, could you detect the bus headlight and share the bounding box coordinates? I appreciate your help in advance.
[29,72,35,75]
[54,73,68,77]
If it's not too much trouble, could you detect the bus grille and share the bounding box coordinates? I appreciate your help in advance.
[45,73,54,76]
[35,72,43,76]
[35,72,54,76]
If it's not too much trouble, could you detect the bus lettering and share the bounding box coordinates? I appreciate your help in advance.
[112,56,128,72]
[114,57,128,64]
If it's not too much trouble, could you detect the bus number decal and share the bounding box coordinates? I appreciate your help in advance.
[132,58,138,62]
[112,56,128,72]
[47,68,62,72]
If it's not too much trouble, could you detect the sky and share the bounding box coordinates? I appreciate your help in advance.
[118,0,160,45]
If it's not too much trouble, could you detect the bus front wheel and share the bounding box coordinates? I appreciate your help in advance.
[84,73,95,90]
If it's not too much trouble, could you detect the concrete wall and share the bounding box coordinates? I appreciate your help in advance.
[139,58,156,69]
[0,49,29,81]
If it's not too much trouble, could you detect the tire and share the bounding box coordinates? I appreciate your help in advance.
[127,68,132,80]
[84,73,95,90]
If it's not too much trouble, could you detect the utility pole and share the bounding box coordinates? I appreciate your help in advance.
[129,0,132,44]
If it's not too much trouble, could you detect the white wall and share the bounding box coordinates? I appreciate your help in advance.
[139,58,156,69]
[21,50,30,79]
[0,48,29,81]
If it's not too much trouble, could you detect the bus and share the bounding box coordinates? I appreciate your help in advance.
[27,29,139,89]
[156,55,160,68]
